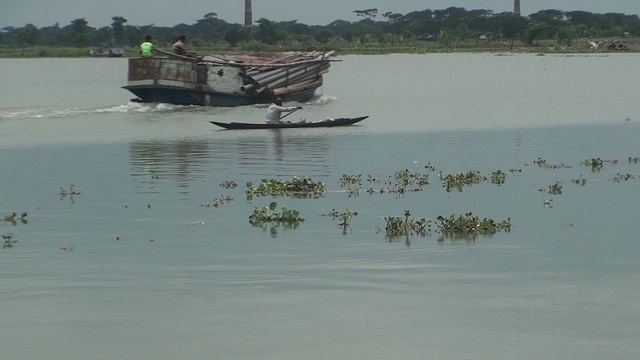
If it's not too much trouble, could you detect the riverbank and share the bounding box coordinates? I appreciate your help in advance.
[1,37,637,58]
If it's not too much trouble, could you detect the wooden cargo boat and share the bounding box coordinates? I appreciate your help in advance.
[123,50,336,107]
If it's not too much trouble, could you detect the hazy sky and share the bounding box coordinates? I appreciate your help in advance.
[2,0,640,29]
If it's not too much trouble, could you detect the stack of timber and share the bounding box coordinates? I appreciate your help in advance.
[123,50,337,107]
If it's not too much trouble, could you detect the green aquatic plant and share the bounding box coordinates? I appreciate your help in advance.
[440,170,485,192]
[548,181,563,195]
[2,233,17,248]
[378,210,431,238]
[246,177,325,199]
[580,158,604,172]
[424,163,437,172]
[490,170,507,185]
[339,175,362,197]
[629,157,640,164]
[249,201,304,228]
[612,173,637,182]
[436,212,511,240]
[321,208,358,233]
[532,158,569,169]
[59,184,81,197]
[4,211,28,222]
[363,169,429,195]
[339,174,361,187]
[571,176,587,186]
[220,180,237,189]
[394,169,429,188]
[59,184,81,204]
[200,195,234,208]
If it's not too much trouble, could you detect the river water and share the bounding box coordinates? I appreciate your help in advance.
[1,54,639,359]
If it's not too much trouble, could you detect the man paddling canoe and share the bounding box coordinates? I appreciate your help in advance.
[265,98,302,124]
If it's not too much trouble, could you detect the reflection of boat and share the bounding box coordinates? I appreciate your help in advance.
[210,116,368,130]
[90,44,125,57]
[123,50,337,107]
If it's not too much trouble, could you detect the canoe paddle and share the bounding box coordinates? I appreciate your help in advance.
[279,107,302,121]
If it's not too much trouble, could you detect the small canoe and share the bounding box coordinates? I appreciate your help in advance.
[210,116,368,130]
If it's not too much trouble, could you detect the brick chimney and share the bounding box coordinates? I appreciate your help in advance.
[514,0,521,16]
[245,0,252,32]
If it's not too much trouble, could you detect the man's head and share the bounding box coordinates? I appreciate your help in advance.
[274,97,283,106]
[145,35,152,42]
[178,35,186,42]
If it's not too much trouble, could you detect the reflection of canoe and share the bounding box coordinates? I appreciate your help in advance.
[210,116,368,130]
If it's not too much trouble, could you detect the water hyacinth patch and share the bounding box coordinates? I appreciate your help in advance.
[246,176,325,199]
[321,208,358,233]
[436,212,511,240]
[249,201,305,229]
[377,210,431,239]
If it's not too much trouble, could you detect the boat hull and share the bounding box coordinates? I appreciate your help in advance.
[123,84,317,107]
[210,116,368,130]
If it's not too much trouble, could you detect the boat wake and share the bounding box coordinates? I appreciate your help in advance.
[252,95,337,109]
[311,95,337,105]
[0,102,192,120]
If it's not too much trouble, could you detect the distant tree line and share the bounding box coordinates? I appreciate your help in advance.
[1,7,639,50]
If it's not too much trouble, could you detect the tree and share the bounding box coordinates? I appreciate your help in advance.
[354,9,378,20]
[70,18,91,47]
[314,29,334,44]
[525,22,550,45]
[224,26,248,47]
[204,12,218,19]
[254,18,285,45]
[382,12,404,24]
[487,12,528,38]
[111,16,127,45]
[17,24,39,47]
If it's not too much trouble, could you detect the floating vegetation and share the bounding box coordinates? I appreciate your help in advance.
[59,184,81,197]
[629,157,640,164]
[339,174,361,187]
[346,188,360,198]
[490,170,507,185]
[548,181,563,195]
[3,211,28,224]
[532,157,569,169]
[543,199,553,208]
[612,173,638,182]
[377,210,431,239]
[440,170,485,192]
[249,201,304,229]
[509,168,522,174]
[200,195,234,208]
[220,180,237,189]
[366,174,381,183]
[363,169,430,195]
[2,233,17,248]
[580,158,604,172]
[59,184,81,203]
[395,169,429,188]
[436,212,511,240]
[246,177,325,199]
[321,208,358,233]
[424,163,437,172]
[339,175,362,197]
[571,176,587,186]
